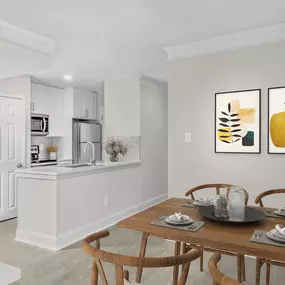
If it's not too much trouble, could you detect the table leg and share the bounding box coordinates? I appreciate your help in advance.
[241,254,246,281]
[200,250,204,272]
[173,241,181,285]
[237,254,242,282]
[255,257,262,285]
[136,232,149,283]
[266,263,271,285]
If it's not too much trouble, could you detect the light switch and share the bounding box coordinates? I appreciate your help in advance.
[184,132,191,143]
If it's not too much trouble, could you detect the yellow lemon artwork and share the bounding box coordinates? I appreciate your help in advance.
[270,111,285,147]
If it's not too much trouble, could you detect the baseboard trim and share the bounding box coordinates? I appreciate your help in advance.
[15,193,168,251]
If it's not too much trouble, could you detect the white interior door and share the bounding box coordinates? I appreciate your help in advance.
[0,95,24,221]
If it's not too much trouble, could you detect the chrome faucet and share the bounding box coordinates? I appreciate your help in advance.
[84,141,96,166]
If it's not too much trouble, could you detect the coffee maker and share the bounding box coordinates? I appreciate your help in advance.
[31,145,39,163]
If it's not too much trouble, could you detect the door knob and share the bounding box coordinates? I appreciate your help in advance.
[17,163,23,168]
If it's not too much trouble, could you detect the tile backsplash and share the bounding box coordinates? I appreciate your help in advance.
[31,137,63,160]
[105,136,141,162]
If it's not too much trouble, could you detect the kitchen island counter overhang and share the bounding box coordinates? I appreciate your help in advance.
[15,161,167,251]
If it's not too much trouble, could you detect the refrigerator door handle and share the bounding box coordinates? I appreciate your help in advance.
[78,124,81,162]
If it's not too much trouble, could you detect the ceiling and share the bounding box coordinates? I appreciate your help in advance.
[0,0,285,90]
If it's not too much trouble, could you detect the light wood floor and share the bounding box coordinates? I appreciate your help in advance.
[0,219,284,284]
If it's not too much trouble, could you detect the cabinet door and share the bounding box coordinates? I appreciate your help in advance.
[73,89,84,118]
[83,91,97,119]
[31,83,50,114]
[48,88,64,136]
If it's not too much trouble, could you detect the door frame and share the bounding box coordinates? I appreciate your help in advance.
[0,92,27,167]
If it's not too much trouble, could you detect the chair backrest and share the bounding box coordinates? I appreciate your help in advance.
[185,184,249,205]
[82,230,200,285]
[209,253,242,285]
[255,189,285,207]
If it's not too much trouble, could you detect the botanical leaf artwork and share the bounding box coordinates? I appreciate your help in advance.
[217,99,256,146]
[218,102,241,144]
[215,90,260,153]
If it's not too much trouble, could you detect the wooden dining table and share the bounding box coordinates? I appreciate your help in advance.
[117,198,285,283]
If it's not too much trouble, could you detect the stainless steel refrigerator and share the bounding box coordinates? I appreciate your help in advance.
[72,120,102,164]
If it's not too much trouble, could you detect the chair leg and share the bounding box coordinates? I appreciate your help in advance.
[135,232,149,283]
[173,241,181,285]
[237,254,242,282]
[256,257,262,285]
[200,250,204,272]
[241,254,246,282]
[123,270,130,282]
[90,260,98,285]
[266,263,271,285]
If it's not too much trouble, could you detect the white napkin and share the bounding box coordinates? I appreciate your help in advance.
[175,212,183,221]
[275,224,285,235]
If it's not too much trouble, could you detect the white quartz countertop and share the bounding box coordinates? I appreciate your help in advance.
[16,161,141,179]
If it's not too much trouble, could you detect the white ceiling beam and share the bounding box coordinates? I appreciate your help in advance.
[0,20,55,55]
[164,23,285,60]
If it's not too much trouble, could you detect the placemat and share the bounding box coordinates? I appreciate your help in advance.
[151,216,205,232]
[250,230,285,248]
[262,209,285,219]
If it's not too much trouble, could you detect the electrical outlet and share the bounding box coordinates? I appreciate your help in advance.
[184,132,191,143]
[104,197,108,206]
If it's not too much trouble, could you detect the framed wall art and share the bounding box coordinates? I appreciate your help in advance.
[268,86,285,154]
[215,89,261,154]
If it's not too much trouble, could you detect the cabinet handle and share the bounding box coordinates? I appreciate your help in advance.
[86,110,88,117]
[33,102,35,111]
[30,102,33,112]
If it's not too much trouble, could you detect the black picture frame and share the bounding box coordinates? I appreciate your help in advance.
[268,86,285,154]
[215,89,261,154]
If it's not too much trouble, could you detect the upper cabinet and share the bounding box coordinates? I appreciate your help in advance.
[31,83,64,136]
[73,88,98,120]
[31,83,50,114]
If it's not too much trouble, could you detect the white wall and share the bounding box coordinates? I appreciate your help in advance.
[168,41,285,207]
[104,77,140,138]
[0,75,31,166]
[104,75,169,202]
[140,78,168,201]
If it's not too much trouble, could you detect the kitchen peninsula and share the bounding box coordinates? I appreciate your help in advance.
[15,161,148,251]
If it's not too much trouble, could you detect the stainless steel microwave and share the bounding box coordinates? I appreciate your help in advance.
[31,114,49,136]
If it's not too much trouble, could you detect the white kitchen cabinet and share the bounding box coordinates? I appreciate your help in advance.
[31,83,50,114]
[31,83,64,136]
[73,88,98,119]
[48,87,64,136]
[73,89,84,118]
[83,91,96,118]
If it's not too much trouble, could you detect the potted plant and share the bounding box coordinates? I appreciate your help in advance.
[47,146,58,161]
[105,138,128,162]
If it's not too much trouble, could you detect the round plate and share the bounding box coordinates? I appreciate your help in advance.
[275,210,285,217]
[199,206,265,224]
[165,216,193,226]
[267,230,285,243]
[193,201,213,207]
[168,214,191,222]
